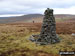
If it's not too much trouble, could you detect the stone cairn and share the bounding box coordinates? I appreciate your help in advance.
[29,8,60,45]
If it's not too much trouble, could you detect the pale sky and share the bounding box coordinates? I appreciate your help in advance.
[0,0,75,17]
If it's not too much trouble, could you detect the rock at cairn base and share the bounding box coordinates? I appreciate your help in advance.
[29,8,60,45]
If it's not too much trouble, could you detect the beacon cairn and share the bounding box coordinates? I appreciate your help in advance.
[29,8,60,45]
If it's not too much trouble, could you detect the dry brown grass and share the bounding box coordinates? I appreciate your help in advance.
[8,22,75,34]
[0,23,75,56]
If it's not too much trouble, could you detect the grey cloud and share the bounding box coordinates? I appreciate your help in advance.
[0,0,75,14]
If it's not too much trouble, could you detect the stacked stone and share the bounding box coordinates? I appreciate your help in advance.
[29,8,60,45]
[37,8,60,44]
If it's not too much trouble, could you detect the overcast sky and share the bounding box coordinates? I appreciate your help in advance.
[0,0,75,17]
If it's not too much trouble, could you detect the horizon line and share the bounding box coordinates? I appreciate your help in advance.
[0,13,75,17]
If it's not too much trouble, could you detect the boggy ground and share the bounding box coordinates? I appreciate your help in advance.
[0,23,75,56]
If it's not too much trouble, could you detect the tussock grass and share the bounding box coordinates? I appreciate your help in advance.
[0,24,75,56]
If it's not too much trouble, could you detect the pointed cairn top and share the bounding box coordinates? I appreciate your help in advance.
[44,8,53,16]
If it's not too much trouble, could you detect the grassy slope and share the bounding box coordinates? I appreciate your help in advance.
[0,24,75,56]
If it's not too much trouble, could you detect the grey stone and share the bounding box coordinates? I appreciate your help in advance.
[72,33,75,36]
[29,8,60,45]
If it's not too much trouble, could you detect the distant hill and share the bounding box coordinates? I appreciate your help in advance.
[0,14,75,23]
[55,14,75,19]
